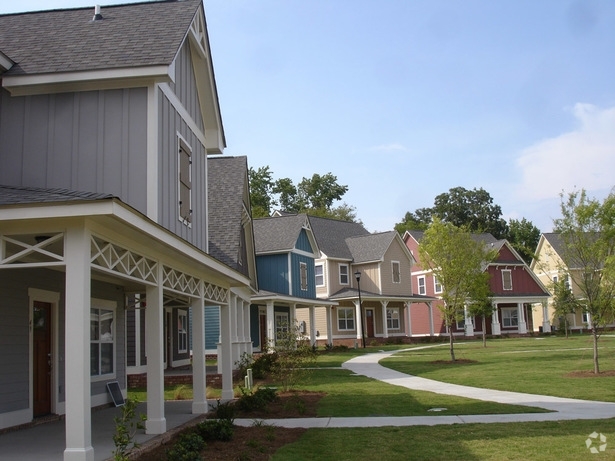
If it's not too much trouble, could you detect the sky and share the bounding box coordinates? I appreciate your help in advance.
[3,0,615,233]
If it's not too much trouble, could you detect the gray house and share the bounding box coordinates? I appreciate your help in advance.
[0,2,252,460]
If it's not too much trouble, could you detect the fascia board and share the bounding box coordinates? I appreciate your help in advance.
[2,65,172,96]
[0,51,14,73]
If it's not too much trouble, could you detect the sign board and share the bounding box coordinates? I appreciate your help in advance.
[106,381,125,407]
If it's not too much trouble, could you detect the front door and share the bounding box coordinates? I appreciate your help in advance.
[366,308,375,338]
[33,301,52,417]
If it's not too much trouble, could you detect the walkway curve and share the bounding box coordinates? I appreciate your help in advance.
[235,348,615,428]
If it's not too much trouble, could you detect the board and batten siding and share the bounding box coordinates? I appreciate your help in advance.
[168,40,204,133]
[0,87,148,212]
[256,254,290,295]
[380,240,413,296]
[290,253,316,298]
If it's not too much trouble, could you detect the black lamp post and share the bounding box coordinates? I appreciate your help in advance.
[354,270,366,348]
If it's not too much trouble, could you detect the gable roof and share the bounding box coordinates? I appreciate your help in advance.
[207,156,250,272]
[0,0,201,77]
[254,214,314,254]
[346,231,398,263]
[307,215,370,259]
[0,184,113,205]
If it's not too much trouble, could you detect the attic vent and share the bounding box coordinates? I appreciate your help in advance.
[93,5,103,21]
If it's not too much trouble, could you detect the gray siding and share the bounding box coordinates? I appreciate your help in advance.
[0,87,148,213]
[169,40,204,133]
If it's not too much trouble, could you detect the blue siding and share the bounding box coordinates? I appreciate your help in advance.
[291,253,316,298]
[205,306,220,350]
[256,254,289,295]
[295,229,314,253]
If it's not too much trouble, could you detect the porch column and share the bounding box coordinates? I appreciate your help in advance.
[266,300,275,348]
[354,300,363,343]
[220,295,233,401]
[405,302,412,337]
[192,287,207,414]
[236,296,244,358]
[491,302,501,335]
[464,304,474,336]
[541,301,551,333]
[326,305,333,346]
[63,225,94,461]
[289,303,296,331]
[427,302,434,336]
[231,294,239,366]
[381,301,389,338]
[243,300,252,355]
[145,265,166,434]
[309,305,316,346]
[517,302,528,334]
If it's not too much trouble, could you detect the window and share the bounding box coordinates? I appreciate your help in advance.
[502,269,512,290]
[501,308,518,327]
[178,310,188,353]
[434,277,442,294]
[386,308,400,329]
[299,262,308,291]
[392,261,401,283]
[337,307,354,330]
[418,276,426,295]
[457,318,466,330]
[178,137,192,224]
[91,306,115,377]
[582,312,590,324]
[339,264,349,285]
[552,275,558,284]
[315,264,324,287]
[275,313,289,340]
[564,276,571,290]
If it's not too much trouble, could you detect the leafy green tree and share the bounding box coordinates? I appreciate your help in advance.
[550,276,579,339]
[467,285,494,348]
[297,173,348,210]
[553,188,615,373]
[248,166,276,218]
[419,218,497,361]
[272,177,300,212]
[507,218,541,264]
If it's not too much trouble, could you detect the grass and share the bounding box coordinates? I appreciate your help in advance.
[272,419,615,460]
[381,335,615,402]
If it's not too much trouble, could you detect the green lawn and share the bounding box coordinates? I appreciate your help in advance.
[381,335,615,402]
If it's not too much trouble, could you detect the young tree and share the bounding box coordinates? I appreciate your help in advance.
[467,283,494,348]
[554,188,615,373]
[551,276,579,339]
[419,218,497,360]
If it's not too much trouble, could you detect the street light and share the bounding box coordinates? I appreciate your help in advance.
[354,270,366,348]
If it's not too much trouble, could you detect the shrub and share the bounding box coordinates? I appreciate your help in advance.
[112,398,146,461]
[196,419,234,442]
[165,432,205,461]
[236,386,278,413]
[234,352,254,378]
[212,399,236,423]
[251,352,279,379]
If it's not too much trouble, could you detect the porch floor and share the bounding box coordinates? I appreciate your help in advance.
[0,400,211,461]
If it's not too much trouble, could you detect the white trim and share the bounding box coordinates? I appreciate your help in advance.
[391,261,401,284]
[339,263,349,285]
[160,83,206,146]
[502,269,513,291]
[177,133,193,227]
[90,298,118,381]
[417,275,426,295]
[177,309,188,354]
[0,408,31,430]
[315,263,325,287]
[147,84,159,220]
[433,277,442,294]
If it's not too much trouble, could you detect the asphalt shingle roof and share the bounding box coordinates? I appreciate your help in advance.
[345,231,397,263]
[307,216,370,260]
[0,184,113,205]
[254,214,309,254]
[0,0,201,76]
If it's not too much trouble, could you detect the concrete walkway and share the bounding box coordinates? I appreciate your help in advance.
[235,348,615,428]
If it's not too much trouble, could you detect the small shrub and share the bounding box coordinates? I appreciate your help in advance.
[173,384,189,400]
[251,352,279,379]
[196,419,234,442]
[165,432,205,461]
[234,352,254,378]
[236,386,278,413]
[283,394,306,415]
[213,399,236,423]
[112,398,146,461]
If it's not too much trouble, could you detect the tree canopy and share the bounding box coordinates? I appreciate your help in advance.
[248,166,359,222]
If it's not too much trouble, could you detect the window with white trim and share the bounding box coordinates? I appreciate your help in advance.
[564,276,571,290]
[315,264,324,287]
[337,307,355,330]
[456,318,466,330]
[418,276,426,295]
[386,308,400,329]
[392,261,401,283]
[178,309,188,353]
[434,277,442,294]
[339,264,349,285]
[275,313,289,340]
[582,312,590,324]
[178,137,192,225]
[501,308,518,327]
[502,269,512,291]
[90,306,115,377]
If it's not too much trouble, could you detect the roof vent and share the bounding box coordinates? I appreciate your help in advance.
[93,5,103,21]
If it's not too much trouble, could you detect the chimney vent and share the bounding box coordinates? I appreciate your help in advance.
[93,5,103,21]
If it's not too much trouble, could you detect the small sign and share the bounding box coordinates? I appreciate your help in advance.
[106,381,125,407]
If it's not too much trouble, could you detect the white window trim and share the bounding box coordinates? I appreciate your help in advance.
[386,307,400,330]
[178,309,188,354]
[177,133,193,227]
[337,307,355,331]
[501,307,518,327]
[418,275,426,295]
[502,269,513,291]
[315,264,325,287]
[434,277,442,294]
[90,298,117,382]
[275,312,290,340]
[391,261,401,284]
[339,263,349,285]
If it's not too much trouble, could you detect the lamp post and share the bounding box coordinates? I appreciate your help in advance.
[354,270,366,348]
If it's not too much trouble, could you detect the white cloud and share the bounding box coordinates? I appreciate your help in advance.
[516,103,615,201]
[370,143,409,152]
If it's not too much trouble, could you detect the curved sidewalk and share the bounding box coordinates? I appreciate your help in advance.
[235,349,615,428]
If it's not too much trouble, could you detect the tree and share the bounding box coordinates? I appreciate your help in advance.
[272,177,300,213]
[550,276,580,339]
[507,218,541,264]
[467,284,494,348]
[553,188,615,373]
[248,166,276,218]
[297,173,348,210]
[419,218,497,361]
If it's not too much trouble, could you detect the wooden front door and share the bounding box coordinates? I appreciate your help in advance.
[33,301,52,417]
[366,309,375,338]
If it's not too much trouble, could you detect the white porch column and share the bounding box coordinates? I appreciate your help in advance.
[405,302,412,337]
[236,297,244,358]
[541,301,551,333]
[326,306,333,346]
[231,294,239,366]
[266,300,275,348]
[243,299,252,355]
[309,305,316,346]
[381,301,389,338]
[354,300,363,343]
[491,302,501,335]
[220,296,234,401]
[63,225,94,461]
[191,288,207,414]
[427,302,434,337]
[145,265,166,434]
[518,302,528,334]
[464,304,474,336]
[289,303,296,331]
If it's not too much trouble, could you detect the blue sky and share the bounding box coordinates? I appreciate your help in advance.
[4,1,615,233]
